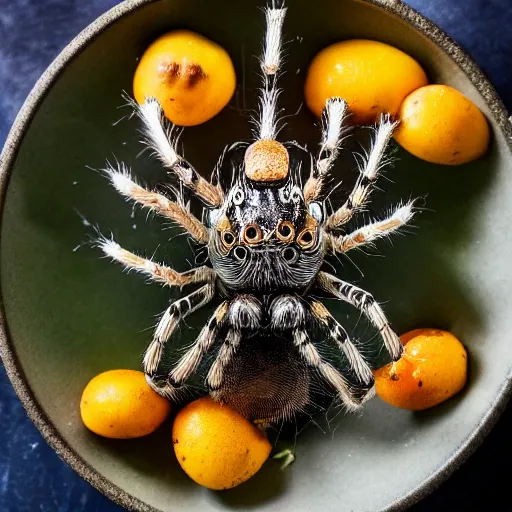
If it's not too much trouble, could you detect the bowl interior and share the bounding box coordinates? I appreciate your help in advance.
[2,0,512,511]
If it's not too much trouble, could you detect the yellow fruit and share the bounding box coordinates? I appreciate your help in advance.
[80,369,171,439]
[304,39,428,124]
[172,397,272,490]
[133,30,236,126]
[394,84,490,165]
[374,329,468,411]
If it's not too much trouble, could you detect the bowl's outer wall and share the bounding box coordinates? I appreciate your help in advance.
[1,0,512,511]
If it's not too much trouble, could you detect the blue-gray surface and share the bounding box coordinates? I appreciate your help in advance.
[0,0,511,510]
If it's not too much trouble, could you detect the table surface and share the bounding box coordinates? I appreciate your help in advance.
[1,0,511,510]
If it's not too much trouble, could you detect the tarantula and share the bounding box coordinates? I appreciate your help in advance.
[99,2,416,423]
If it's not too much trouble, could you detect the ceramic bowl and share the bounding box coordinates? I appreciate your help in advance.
[1,0,511,511]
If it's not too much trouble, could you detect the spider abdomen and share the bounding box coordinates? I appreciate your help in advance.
[211,333,312,422]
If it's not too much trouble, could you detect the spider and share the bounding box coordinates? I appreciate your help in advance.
[98,1,416,423]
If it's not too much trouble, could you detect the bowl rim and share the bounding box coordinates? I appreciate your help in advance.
[0,0,511,511]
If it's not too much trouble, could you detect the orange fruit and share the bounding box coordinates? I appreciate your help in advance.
[172,397,271,490]
[304,39,428,124]
[394,84,490,165]
[133,30,236,126]
[374,329,468,411]
[80,369,171,439]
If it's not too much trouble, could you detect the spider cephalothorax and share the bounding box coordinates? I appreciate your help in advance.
[99,2,417,423]
[209,141,325,294]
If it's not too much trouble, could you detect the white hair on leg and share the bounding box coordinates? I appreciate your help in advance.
[304,97,349,201]
[126,97,223,206]
[207,330,242,390]
[321,97,349,161]
[170,302,227,385]
[292,330,363,412]
[258,86,281,141]
[255,4,287,140]
[316,272,404,361]
[341,338,375,385]
[98,235,215,287]
[361,114,400,180]
[98,237,122,259]
[325,114,400,229]
[310,300,374,386]
[98,237,157,276]
[262,5,287,75]
[136,97,181,169]
[348,115,400,208]
[327,200,416,253]
[142,283,216,376]
[102,161,209,242]
[104,161,136,196]
[143,339,165,377]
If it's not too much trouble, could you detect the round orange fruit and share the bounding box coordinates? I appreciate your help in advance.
[304,39,428,124]
[394,84,490,165]
[80,369,171,439]
[374,328,468,411]
[133,30,236,126]
[172,397,272,490]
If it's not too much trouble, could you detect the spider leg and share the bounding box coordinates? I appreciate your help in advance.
[143,282,216,382]
[104,163,208,243]
[148,301,229,400]
[207,330,242,392]
[99,238,215,287]
[254,2,287,141]
[206,295,263,394]
[270,295,368,411]
[326,200,415,253]
[134,98,223,206]
[292,330,366,411]
[310,300,374,387]
[325,115,399,231]
[316,271,403,360]
[304,97,349,203]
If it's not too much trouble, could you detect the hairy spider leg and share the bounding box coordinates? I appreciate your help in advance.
[316,271,403,360]
[254,2,287,141]
[269,295,370,411]
[309,300,374,387]
[133,97,223,206]
[304,97,350,203]
[206,295,263,391]
[325,115,399,230]
[327,200,416,253]
[169,301,229,384]
[207,330,243,391]
[104,164,209,243]
[143,282,216,381]
[99,238,215,287]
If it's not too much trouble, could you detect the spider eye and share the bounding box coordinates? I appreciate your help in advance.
[301,232,313,243]
[297,228,316,249]
[232,187,245,205]
[290,186,302,203]
[282,246,298,263]
[276,220,295,242]
[234,246,248,261]
[308,202,324,223]
[221,230,236,248]
[243,223,263,244]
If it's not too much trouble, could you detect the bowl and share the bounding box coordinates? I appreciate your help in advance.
[1,0,512,511]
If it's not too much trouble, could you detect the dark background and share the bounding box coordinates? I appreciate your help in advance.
[1,0,511,510]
